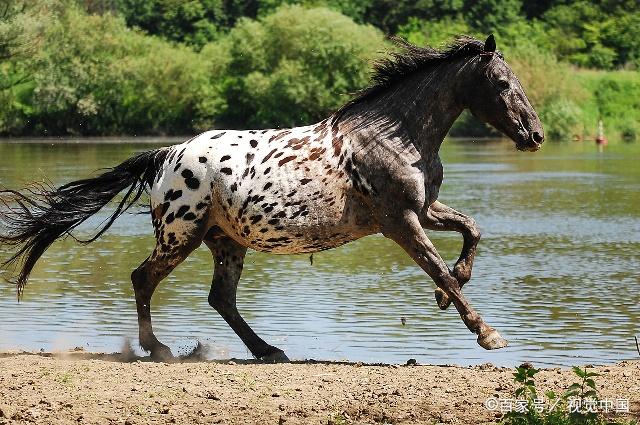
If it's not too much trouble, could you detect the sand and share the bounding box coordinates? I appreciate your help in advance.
[0,352,638,424]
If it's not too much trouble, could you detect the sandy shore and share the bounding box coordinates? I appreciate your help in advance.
[0,352,638,424]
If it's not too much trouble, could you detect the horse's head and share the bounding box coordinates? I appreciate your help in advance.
[466,35,544,152]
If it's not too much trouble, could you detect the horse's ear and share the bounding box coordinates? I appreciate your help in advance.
[484,34,496,53]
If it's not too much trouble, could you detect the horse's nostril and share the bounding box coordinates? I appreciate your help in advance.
[532,131,544,143]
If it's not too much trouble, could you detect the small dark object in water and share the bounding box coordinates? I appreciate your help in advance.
[400,316,406,326]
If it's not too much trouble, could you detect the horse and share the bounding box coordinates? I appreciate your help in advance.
[0,35,544,362]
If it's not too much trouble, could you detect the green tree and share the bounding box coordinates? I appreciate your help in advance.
[2,4,216,136]
[398,16,473,47]
[543,1,640,69]
[114,0,259,48]
[210,5,384,128]
[463,0,524,33]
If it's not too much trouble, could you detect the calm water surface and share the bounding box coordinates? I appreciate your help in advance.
[0,138,638,366]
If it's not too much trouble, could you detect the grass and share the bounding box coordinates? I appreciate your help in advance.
[501,365,638,425]
[574,70,640,142]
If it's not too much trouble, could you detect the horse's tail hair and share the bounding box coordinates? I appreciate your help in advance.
[0,148,168,298]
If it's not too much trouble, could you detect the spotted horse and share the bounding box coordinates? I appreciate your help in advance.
[0,35,544,362]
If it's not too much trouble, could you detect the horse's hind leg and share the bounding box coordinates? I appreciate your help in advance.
[383,210,507,350]
[204,233,289,362]
[131,233,202,361]
[421,201,481,310]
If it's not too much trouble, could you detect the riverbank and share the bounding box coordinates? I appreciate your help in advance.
[0,352,637,425]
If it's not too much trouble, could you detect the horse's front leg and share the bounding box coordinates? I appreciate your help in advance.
[420,200,481,310]
[383,210,507,350]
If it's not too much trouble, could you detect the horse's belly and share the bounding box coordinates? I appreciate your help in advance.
[213,184,376,254]
[217,204,372,253]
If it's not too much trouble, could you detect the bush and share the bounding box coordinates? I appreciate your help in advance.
[398,16,474,48]
[575,70,640,141]
[1,4,215,136]
[209,5,384,129]
[539,99,583,141]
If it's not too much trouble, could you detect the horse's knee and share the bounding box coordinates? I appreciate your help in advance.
[466,218,481,242]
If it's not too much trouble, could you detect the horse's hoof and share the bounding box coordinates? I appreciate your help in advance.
[435,288,451,310]
[150,345,175,362]
[477,329,508,350]
[260,350,290,363]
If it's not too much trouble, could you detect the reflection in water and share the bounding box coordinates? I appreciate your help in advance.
[0,138,638,366]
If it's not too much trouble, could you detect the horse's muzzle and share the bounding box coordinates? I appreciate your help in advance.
[516,130,544,152]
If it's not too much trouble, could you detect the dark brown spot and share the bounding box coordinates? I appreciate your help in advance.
[261,148,278,164]
[220,155,231,162]
[278,155,297,166]
[300,178,312,185]
[250,139,258,148]
[332,135,343,156]
[199,156,207,163]
[221,168,233,175]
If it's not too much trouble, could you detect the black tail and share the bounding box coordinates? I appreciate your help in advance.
[0,148,168,297]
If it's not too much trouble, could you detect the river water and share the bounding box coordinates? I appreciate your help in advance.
[0,138,638,366]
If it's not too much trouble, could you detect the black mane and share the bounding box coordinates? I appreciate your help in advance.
[333,35,491,123]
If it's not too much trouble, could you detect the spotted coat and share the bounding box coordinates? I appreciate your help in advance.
[150,119,378,257]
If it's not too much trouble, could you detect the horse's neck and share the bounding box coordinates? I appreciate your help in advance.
[341,65,465,162]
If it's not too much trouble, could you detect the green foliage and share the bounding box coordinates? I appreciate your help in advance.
[575,71,640,141]
[538,99,583,141]
[399,16,474,48]
[0,0,638,138]
[503,365,637,425]
[1,3,215,135]
[114,0,258,49]
[0,0,54,61]
[543,2,640,69]
[464,0,524,33]
[210,5,383,128]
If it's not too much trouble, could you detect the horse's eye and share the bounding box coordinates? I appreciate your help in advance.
[496,80,510,91]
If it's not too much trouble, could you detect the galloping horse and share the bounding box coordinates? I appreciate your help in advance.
[0,35,543,362]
